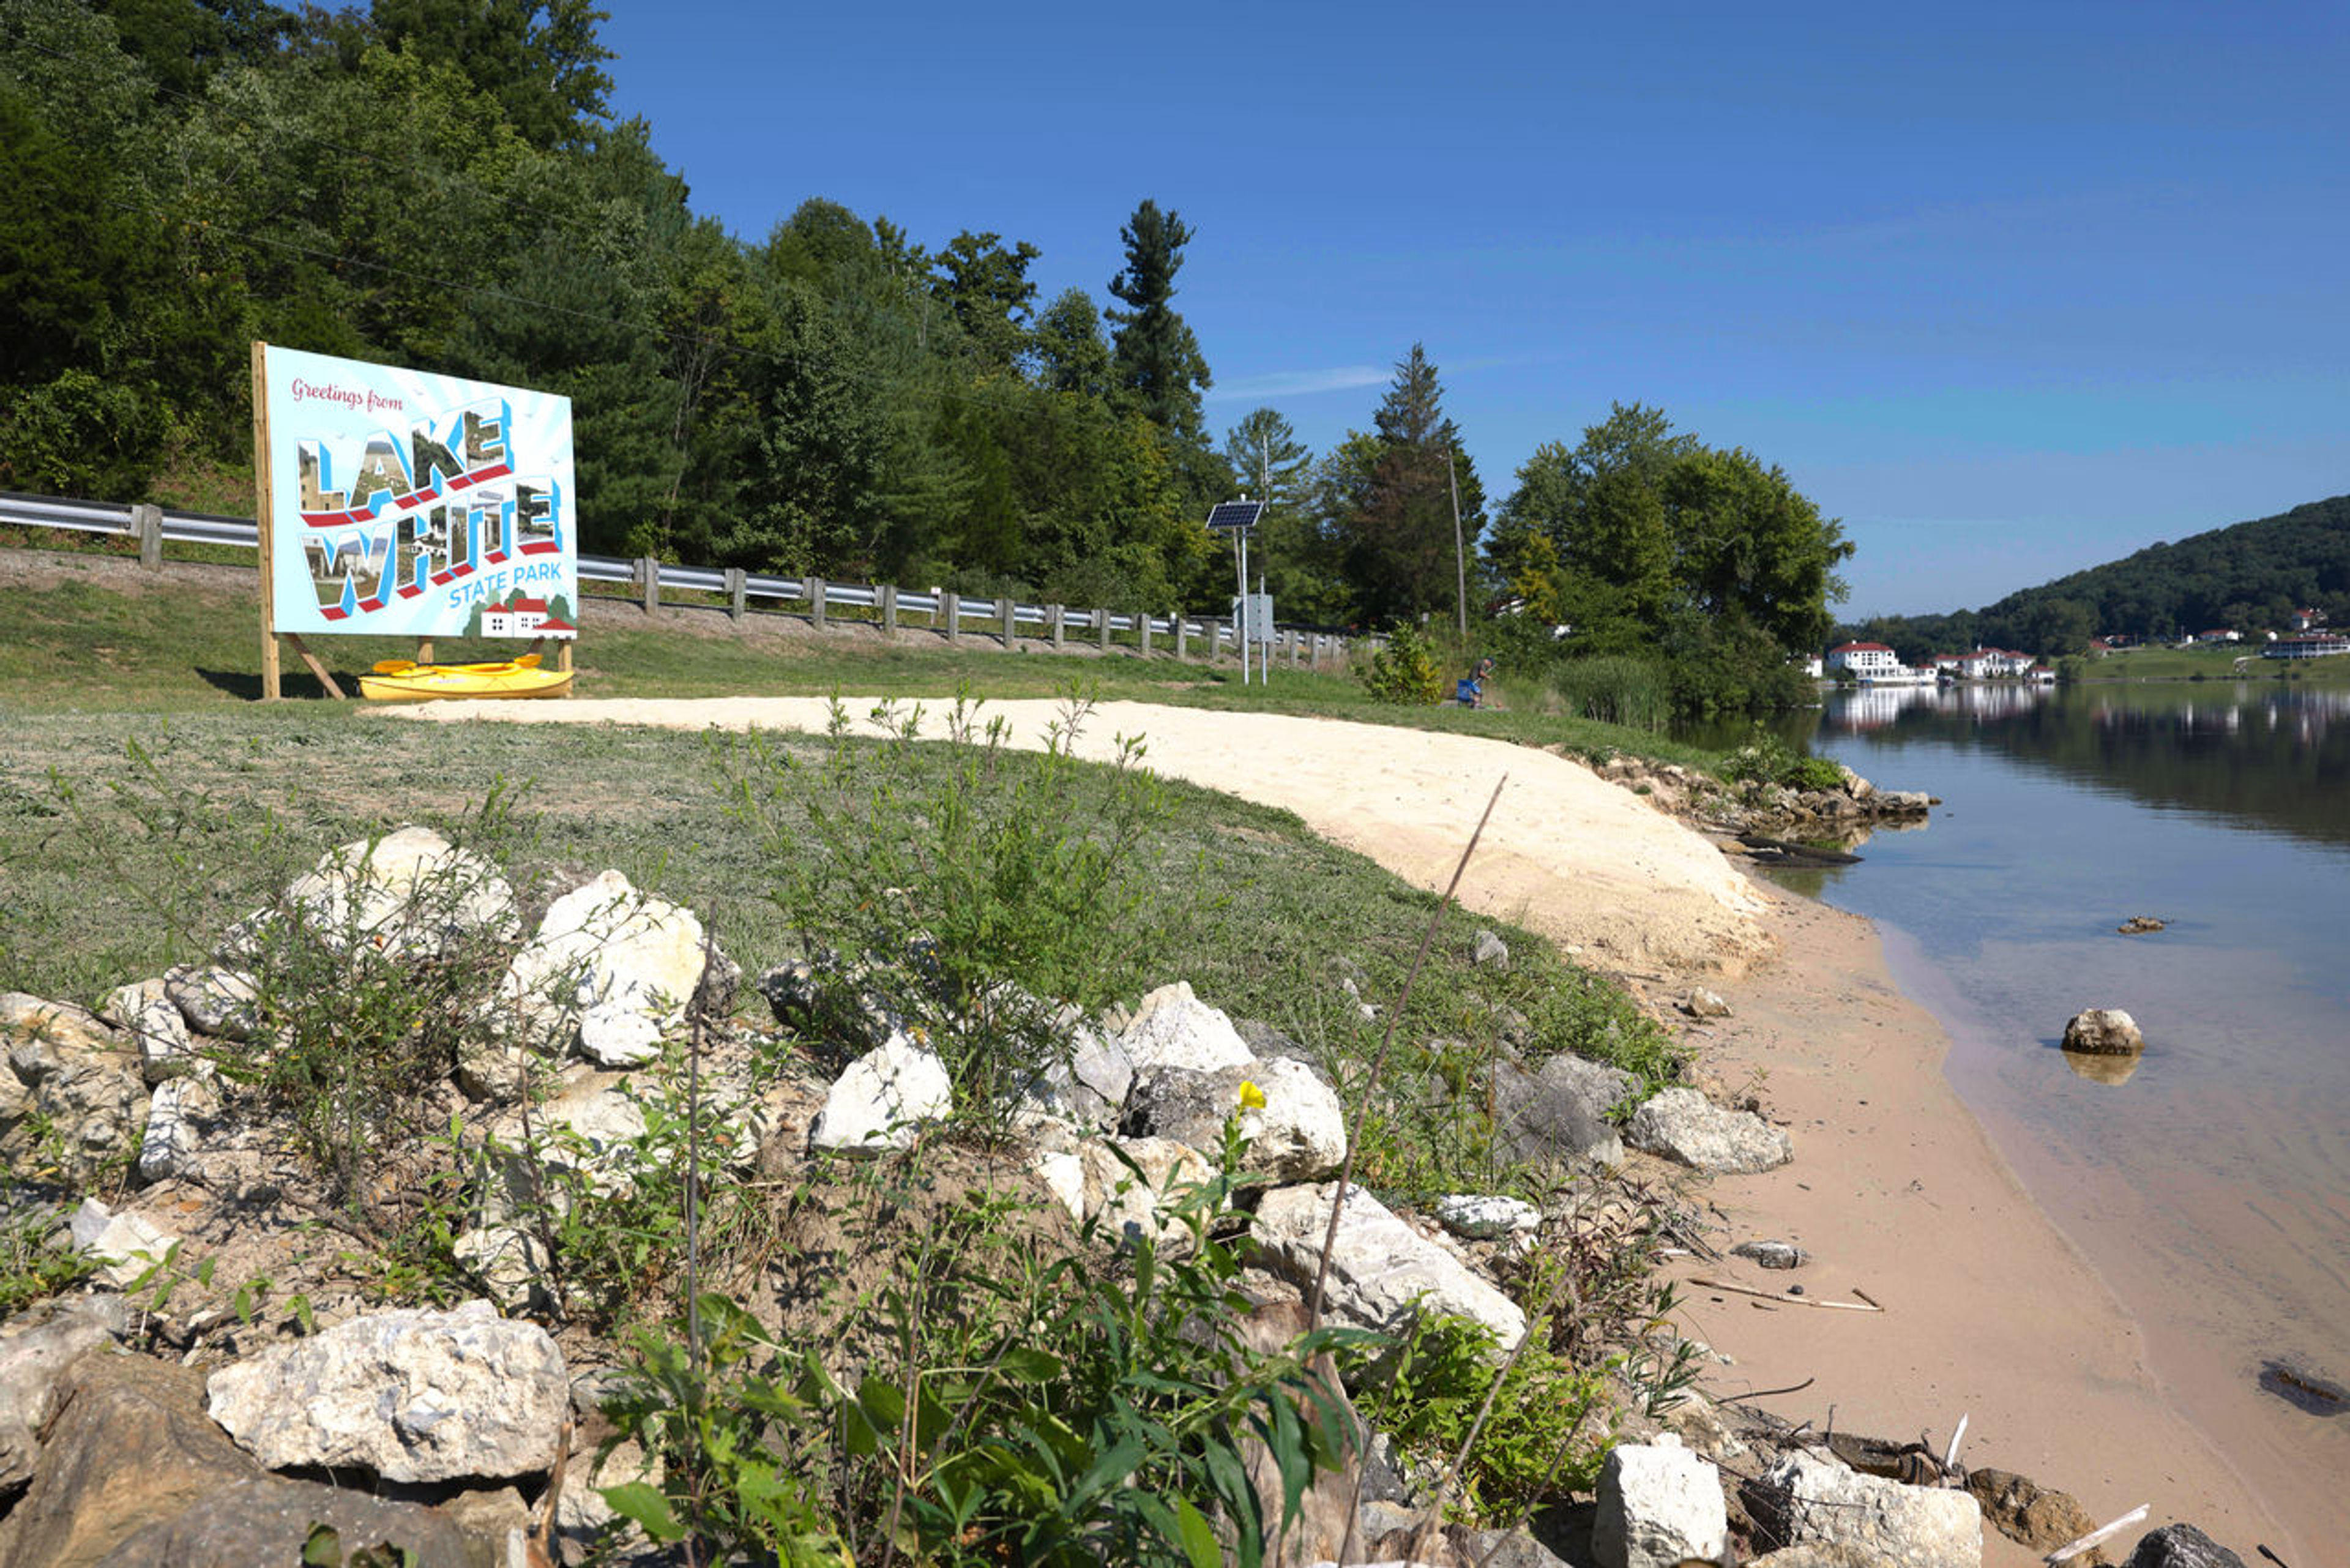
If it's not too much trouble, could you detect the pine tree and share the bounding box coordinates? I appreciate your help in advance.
[1105,200,1211,447]
[1345,345,1482,624]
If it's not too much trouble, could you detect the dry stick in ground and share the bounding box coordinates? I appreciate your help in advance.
[2046,1503,2148,1564]
[1315,776,1507,1568]
[1687,1277,1883,1312]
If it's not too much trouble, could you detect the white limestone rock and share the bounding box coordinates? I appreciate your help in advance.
[1122,1057,1346,1181]
[1117,982,1256,1075]
[809,1032,954,1154]
[496,870,714,1065]
[274,825,518,960]
[1251,1182,1526,1351]
[1077,1136,1213,1253]
[1742,1450,1983,1568]
[136,1067,220,1185]
[206,1299,567,1484]
[1592,1438,1730,1568]
[1430,1194,1543,1241]
[67,1198,179,1289]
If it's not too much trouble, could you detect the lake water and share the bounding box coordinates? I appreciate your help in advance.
[1712,680,2350,1555]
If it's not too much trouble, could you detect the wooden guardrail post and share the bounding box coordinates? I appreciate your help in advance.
[1001,596,1016,647]
[807,575,827,632]
[133,503,163,571]
[1097,608,1112,652]
[639,556,660,613]
[1049,604,1064,651]
[726,568,746,622]
[1288,629,1300,668]
[942,591,960,642]
[1174,615,1187,661]
[881,583,898,637]
[1140,613,1154,657]
[1204,618,1222,663]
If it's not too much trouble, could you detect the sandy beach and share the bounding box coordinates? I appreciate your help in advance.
[390,696,2286,1560]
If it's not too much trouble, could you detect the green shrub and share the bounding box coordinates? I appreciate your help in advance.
[1346,1310,1610,1520]
[1359,624,1446,705]
[716,690,1171,1133]
[1721,724,1842,794]
[1550,656,1671,730]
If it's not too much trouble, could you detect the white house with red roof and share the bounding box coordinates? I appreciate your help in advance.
[1827,641,1933,684]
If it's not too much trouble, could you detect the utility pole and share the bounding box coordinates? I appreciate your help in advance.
[1447,441,1468,641]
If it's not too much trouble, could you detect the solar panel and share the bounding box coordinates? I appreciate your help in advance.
[1205,499,1266,532]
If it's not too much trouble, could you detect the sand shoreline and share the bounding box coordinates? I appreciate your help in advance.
[1667,883,2289,1566]
[386,696,2288,1561]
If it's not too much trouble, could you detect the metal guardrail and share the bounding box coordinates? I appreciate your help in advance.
[0,489,1358,662]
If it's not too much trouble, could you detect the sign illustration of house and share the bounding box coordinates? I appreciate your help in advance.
[482,595,575,638]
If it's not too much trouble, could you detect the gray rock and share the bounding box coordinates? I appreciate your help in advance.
[2,994,149,1184]
[1494,1053,1630,1167]
[808,1032,953,1154]
[99,1475,488,1567]
[2063,1007,2145,1055]
[1472,929,1511,969]
[1017,1025,1135,1130]
[2123,1524,2250,1568]
[0,1297,123,1499]
[1742,1449,1982,1567]
[1123,1058,1346,1181]
[1628,1088,1792,1174]
[1879,790,1933,812]
[452,1225,550,1312]
[558,1435,662,1560]
[1731,1239,1809,1270]
[1117,982,1256,1074]
[162,966,260,1043]
[1251,1182,1526,1351]
[1430,1195,1542,1240]
[1592,1438,1731,1568]
[206,1299,567,1483]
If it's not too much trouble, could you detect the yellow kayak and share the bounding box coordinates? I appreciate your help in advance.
[359,654,573,702]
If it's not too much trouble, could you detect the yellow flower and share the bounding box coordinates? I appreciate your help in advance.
[1237,1080,1266,1110]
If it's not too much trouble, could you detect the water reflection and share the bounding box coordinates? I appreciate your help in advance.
[1802,681,2350,851]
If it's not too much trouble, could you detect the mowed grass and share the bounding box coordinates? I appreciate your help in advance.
[0,706,1674,1200]
[0,546,1726,768]
[2080,644,2350,682]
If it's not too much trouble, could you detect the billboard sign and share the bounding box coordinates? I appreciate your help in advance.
[255,344,576,640]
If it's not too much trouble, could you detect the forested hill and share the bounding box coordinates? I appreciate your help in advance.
[1836,493,2350,660]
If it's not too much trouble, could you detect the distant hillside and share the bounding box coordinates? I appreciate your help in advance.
[1837,493,2350,661]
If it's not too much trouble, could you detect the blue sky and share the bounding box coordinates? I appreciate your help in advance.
[599,1,2349,618]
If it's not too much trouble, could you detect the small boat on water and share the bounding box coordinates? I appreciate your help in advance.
[359,653,572,702]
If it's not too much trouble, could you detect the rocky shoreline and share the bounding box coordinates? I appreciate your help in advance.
[0,769,2271,1566]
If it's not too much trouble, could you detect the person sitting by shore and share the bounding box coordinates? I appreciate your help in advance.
[1455,657,1497,708]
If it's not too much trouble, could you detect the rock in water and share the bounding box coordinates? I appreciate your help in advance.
[2062,1007,2146,1055]
[1591,1438,1730,1568]
[2117,915,2166,935]
[206,1299,567,1483]
[1628,1087,1792,1174]
[1742,1450,1981,1568]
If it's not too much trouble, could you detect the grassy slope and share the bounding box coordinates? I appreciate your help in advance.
[0,549,1682,1200]
[0,546,1725,766]
[2076,643,2350,683]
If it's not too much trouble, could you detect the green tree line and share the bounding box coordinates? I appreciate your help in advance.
[2,0,1852,694]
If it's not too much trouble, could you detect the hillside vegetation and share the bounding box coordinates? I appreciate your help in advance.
[1839,493,2350,662]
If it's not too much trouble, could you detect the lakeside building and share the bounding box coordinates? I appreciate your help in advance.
[2263,633,2350,660]
[1826,641,1934,685]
